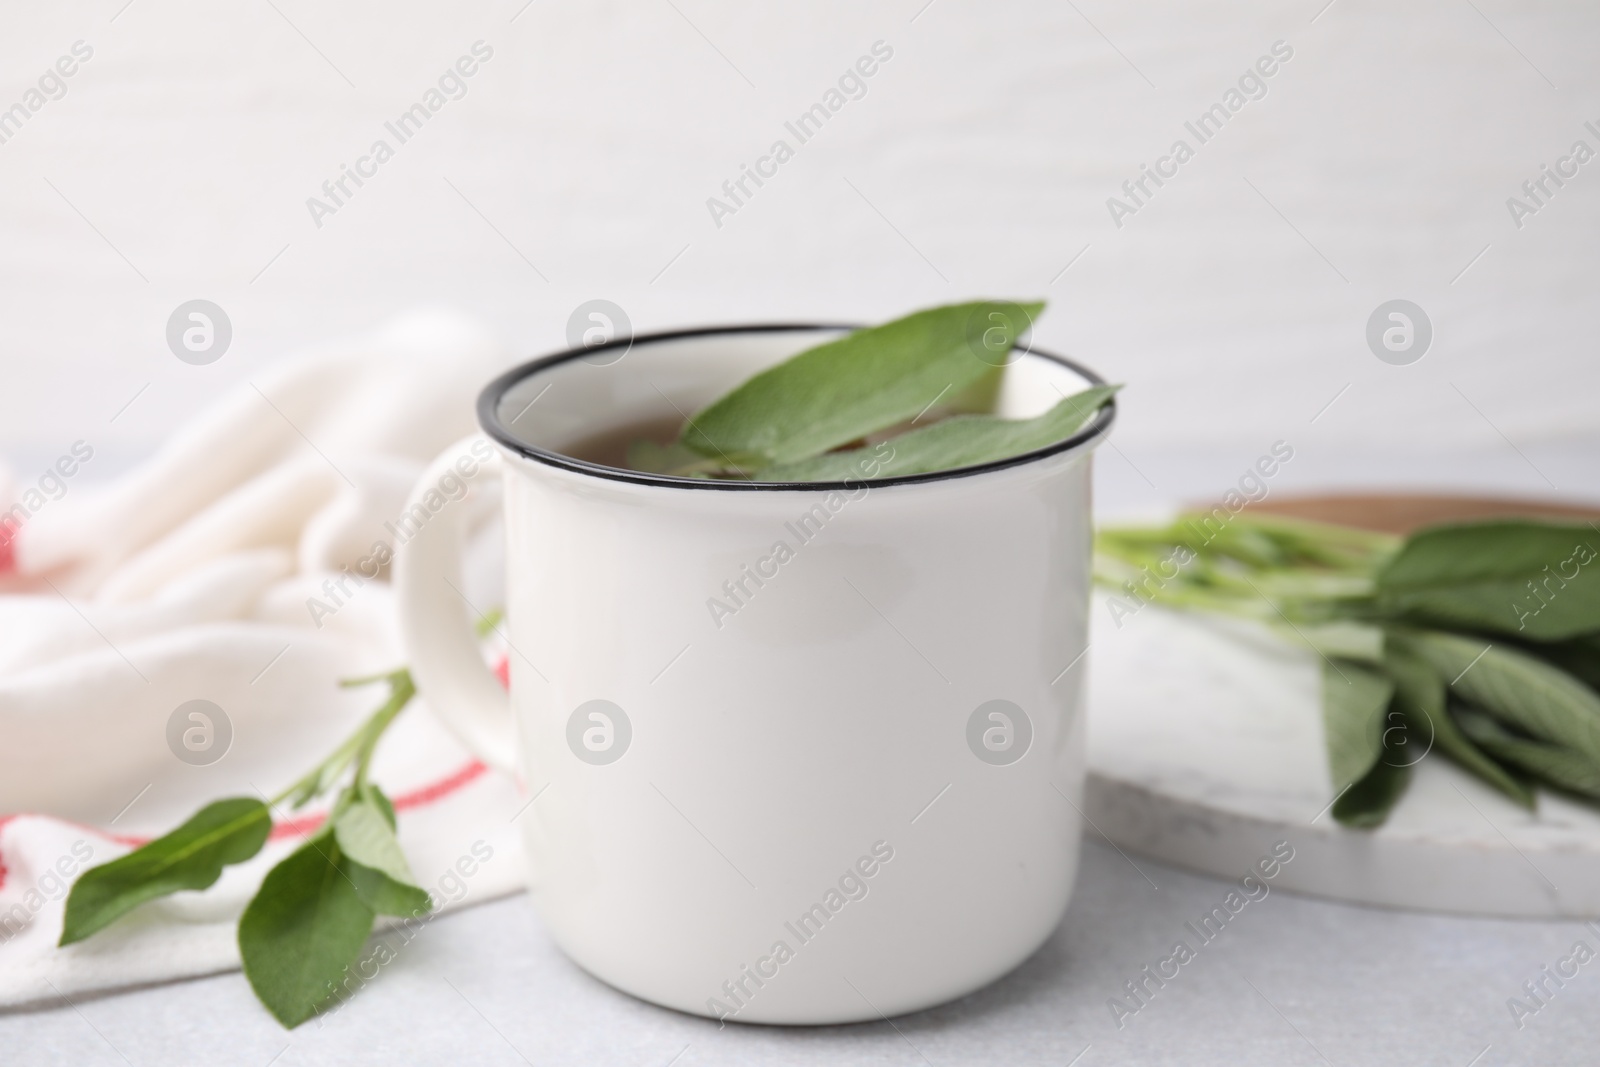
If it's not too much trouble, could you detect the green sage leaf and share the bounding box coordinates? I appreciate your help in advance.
[681,301,1043,467]
[1374,521,1600,640]
[1321,659,1408,827]
[239,833,376,1028]
[1523,633,1600,694]
[366,782,398,828]
[1454,706,1600,801]
[60,797,271,946]
[757,384,1117,483]
[1321,658,1395,794]
[1392,630,1600,766]
[1330,751,1410,829]
[1382,641,1534,808]
[334,786,433,918]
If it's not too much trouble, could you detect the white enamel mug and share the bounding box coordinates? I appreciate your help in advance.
[394,324,1114,1024]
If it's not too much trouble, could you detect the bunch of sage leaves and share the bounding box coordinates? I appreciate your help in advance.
[625,299,1117,481]
[1096,514,1600,827]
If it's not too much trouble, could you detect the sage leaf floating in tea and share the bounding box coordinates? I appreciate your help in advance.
[680,300,1044,470]
[758,383,1119,482]
[626,300,1118,481]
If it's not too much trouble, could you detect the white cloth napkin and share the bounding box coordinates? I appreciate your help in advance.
[0,312,528,1008]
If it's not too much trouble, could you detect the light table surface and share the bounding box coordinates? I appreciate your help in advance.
[4,838,1596,1066]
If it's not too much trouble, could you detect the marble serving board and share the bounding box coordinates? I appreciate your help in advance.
[1083,494,1600,919]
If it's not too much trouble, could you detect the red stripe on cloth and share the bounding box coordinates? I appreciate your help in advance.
[263,759,489,841]
[0,653,513,887]
[0,519,19,575]
[393,759,489,811]
[0,813,143,850]
[0,757,493,888]
[0,814,142,893]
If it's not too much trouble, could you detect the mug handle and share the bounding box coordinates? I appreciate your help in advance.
[393,435,517,774]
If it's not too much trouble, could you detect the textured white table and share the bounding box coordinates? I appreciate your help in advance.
[4,840,1599,1066]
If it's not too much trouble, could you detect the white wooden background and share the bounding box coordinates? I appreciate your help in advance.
[0,1,1595,497]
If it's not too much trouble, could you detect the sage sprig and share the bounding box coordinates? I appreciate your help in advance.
[629,300,1119,482]
[1096,513,1600,827]
[58,611,504,1028]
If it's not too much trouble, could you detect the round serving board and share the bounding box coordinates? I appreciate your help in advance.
[1084,494,1600,919]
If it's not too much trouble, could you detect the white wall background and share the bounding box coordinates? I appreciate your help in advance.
[0,0,1595,503]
